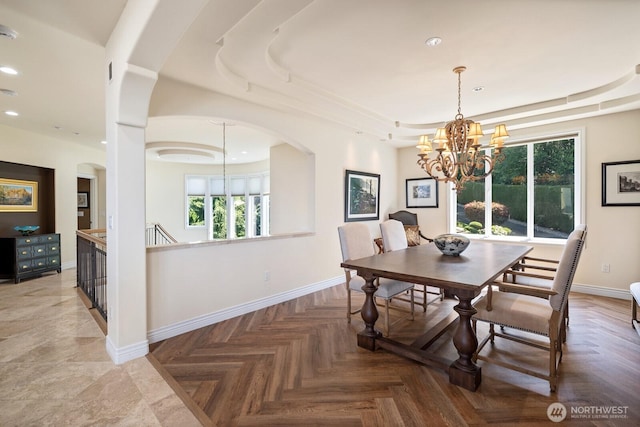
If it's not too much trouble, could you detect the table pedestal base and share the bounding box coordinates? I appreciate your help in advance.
[449,364,481,391]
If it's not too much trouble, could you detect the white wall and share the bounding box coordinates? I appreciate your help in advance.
[145,78,400,335]
[398,109,640,294]
[270,143,315,234]
[0,124,106,267]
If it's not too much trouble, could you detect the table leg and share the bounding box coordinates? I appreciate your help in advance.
[357,274,380,351]
[449,293,481,391]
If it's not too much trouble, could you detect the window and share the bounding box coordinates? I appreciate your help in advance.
[186,173,269,239]
[451,134,581,241]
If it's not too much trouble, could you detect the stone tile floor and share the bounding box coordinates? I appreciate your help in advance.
[0,269,200,426]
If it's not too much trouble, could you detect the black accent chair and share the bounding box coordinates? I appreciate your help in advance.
[389,210,433,242]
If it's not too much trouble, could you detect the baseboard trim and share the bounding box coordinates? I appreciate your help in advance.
[147,275,344,344]
[106,335,150,365]
[572,283,631,300]
[61,261,76,270]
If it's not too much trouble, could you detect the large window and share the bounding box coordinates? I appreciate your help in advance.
[187,173,270,239]
[452,134,581,241]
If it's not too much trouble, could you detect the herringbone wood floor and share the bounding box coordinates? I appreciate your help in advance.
[149,286,640,426]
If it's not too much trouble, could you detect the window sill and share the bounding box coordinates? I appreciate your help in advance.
[146,231,315,253]
[462,234,567,246]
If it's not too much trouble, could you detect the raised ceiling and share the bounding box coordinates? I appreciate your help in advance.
[1,0,639,164]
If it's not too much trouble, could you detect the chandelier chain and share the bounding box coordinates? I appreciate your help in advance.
[223,122,227,195]
[457,69,462,117]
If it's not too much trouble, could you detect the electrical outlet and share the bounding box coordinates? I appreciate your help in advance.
[601,264,610,273]
[264,271,270,281]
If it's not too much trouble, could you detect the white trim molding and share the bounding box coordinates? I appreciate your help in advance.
[106,335,150,365]
[572,283,632,300]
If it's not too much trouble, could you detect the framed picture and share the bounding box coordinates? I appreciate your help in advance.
[77,192,89,208]
[344,169,380,222]
[0,178,38,212]
[406,177,438,208]
[602,160,640,206]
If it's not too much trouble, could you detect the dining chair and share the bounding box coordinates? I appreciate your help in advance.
[338,222,414,336]
[471,225,586,391]
[379,219,443,311]
[389,210,433,243]
[500,224,587,340]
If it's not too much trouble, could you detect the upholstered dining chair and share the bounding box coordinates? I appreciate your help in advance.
[472,225,586,391]
[380,221,444,312]
[338,222,414,336]
[379,219,442,312]
[500,224,587,340]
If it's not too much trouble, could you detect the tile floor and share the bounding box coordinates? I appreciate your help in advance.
[0,269,200,426]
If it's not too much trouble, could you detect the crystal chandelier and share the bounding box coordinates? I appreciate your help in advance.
[416,66,509,193]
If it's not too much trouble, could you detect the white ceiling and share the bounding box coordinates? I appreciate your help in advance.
[1,0,639,165]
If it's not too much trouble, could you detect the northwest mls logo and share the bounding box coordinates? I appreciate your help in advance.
[547,402,567,422]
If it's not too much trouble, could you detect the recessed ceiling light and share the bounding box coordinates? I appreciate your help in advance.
[425,37,442,47]
[0,88,17,96]
[5,110,19,116]
[0,24,18,40]
[473,86,484,92]
[0,66,18,75]
[101,140,107,145]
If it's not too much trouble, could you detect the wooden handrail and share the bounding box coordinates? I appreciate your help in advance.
[76,229,106,247]
[153,223,177,243]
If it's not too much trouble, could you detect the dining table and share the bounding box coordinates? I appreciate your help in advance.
[340,240,533,391]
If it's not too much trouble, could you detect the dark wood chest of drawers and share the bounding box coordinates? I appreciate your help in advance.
[0,233,61,283]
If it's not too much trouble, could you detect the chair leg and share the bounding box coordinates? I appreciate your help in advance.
[549,337,558,392]
[385,300,390,337]
[347,287,352,323]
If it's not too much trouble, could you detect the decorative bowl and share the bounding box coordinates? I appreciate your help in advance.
[14,225,40,236]
[433,233,470,256]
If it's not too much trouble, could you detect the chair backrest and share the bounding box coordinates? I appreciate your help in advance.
[389,210,418,226]
[338,223,375,266]
[380,219,408,252]
[550,224,587,312]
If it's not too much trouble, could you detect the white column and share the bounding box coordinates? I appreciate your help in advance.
[105,63,157,363]
[103,0,211,364]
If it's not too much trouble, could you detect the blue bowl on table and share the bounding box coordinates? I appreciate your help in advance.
[14,225,40,236]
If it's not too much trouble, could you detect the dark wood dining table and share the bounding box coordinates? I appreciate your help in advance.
[340,240,533,391]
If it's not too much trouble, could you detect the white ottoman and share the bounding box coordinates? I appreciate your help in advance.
[631,282,640,336]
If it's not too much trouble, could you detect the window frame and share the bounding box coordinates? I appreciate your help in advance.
[448,130,584,244]
[185,172,270,240]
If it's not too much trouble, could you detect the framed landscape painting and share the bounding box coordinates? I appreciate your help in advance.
[0,178,38,212]
[406,177,438,208]
[602,159,640,206]
[344,169,380,222]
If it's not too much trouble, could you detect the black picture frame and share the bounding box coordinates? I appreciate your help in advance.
[406,177,438,208]
[602,159,640,206]
[344,169,380,222]
[77,192,89,208]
